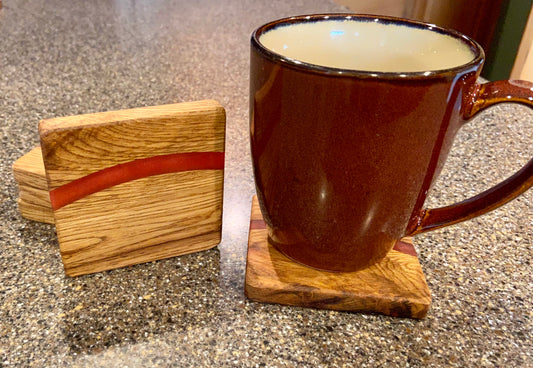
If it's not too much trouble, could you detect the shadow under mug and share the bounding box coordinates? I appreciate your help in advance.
[250,14,533,272]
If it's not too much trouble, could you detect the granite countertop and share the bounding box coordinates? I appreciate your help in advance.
[1,1,531,367]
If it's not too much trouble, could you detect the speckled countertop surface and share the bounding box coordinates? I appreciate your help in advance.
[0,1,532,367]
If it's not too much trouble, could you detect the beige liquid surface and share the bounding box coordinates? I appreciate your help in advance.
[259,18,476,72]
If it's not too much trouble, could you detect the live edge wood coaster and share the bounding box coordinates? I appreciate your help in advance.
[245,196,431,319]
[38,100,225,276]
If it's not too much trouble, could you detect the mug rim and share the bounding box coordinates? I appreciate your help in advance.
[251,13,485,78]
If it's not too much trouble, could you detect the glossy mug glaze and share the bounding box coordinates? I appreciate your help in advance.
[250,14,533,272]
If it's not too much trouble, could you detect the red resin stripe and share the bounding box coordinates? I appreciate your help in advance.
[393,240,418,257]
[49,151,224,211]
[250,219,267,230]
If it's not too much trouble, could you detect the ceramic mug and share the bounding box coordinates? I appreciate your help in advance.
[250,14,533,272]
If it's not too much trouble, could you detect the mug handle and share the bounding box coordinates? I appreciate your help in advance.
[407,80,533,236]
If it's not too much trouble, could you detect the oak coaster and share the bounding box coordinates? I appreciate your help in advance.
[245,196,431,319]
[39,100,226,277]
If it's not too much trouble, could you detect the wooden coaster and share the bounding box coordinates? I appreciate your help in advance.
[38,100,226,276]
[245,196,431,319]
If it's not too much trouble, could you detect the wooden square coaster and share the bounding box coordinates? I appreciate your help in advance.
[245,196,431,319]
[39,100,225,276]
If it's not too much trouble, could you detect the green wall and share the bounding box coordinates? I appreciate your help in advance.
[484,0,533,80]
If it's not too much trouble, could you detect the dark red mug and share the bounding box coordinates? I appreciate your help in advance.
[250,14,533,272]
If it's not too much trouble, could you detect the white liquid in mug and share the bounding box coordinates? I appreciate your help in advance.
[259,17,476,73]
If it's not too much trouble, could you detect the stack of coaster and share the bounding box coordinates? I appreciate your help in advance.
[13,147,54,224]
[13,100,226,276]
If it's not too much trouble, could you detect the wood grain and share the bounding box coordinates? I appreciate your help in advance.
[56,170,223,276]
[12,146,49,191]
[17,181,51,209]
[40,100,225,188]
[38,100,225,276]
[12,146,54,223]
[16,198,55,225]
[245,196,431,319]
